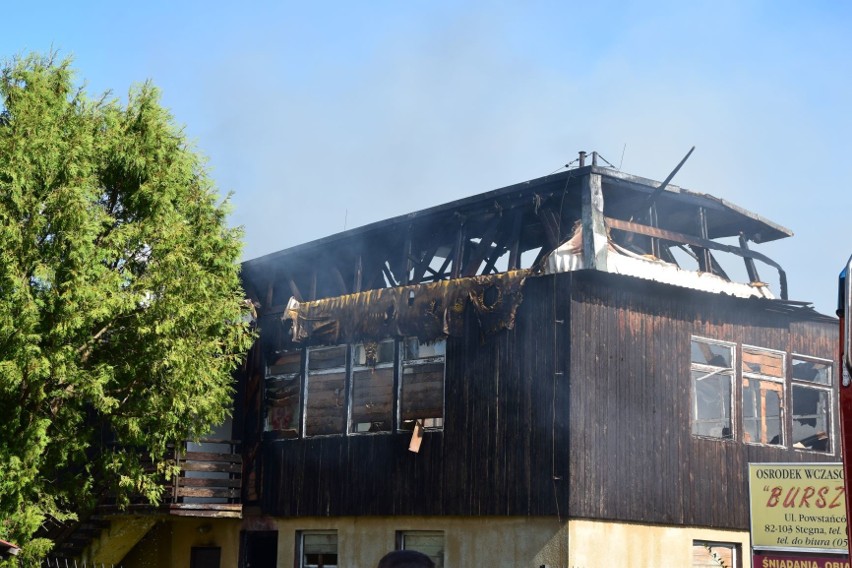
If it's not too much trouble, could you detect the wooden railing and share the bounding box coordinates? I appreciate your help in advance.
[166,438,242,517]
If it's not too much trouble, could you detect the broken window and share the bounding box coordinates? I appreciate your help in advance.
[791,356,833,453]
[690,338,734,439]
[400,338,445,432]
[265,349,302,437]
[304,345,347,437]
[350,340,395,433]
[691,540,738,568]
[398,531,445,568]
[741,346,785,446]
[299,531,338,568]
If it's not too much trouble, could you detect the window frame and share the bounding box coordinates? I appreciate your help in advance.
[303,345,349,438]
[398,337,446,433]
[396,530,445,568]
[349,339,397,435]
[740,344,786,447]
[691,540,740,568]
[273,337,447,440]
[297,530,338,568]
[690,336,736,441]
[790,353,834,455]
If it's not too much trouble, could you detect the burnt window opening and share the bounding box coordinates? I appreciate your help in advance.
[350,340,395,433]
[690,338,735,439]
[400,338,446,432]
[791,356,833,453]
[275,338,447,439]
[304,345,347,437]
[741,346,785,446]
[265,349,302,438]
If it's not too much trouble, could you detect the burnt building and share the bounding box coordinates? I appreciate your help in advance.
[57,157,838,567]
[231,157,837,567]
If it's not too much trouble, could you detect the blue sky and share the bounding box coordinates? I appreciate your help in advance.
[3,1,850,314]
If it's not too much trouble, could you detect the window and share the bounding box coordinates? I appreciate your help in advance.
[400,338,446,431]
[690,338,734,439]
[299,531,338,568]
[271,338,447,439]
[791,356,833,452]
[266,349,301,438]
[692,541,739,568]
[305,346,347,436]
[398,531,444,568]
[350,340,395,433]
[741,346,785,446]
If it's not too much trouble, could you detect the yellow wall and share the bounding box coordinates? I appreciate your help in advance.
[568,519,751,568]
[119,517,242,568]
[115,515,751,568]
[274,516,566,568]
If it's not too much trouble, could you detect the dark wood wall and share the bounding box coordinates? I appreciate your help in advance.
[256,270,837,528]
[566,270,838,530]
[260,275,569,517]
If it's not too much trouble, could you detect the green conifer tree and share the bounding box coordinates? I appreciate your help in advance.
[0,53,253,563]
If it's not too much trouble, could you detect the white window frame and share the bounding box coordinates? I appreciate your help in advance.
[690,336,736,440]
[303,345,349,438]
[790,353,834,455]
[741,344,786,447]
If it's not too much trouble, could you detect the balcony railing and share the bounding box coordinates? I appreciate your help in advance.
[166,438,242,518]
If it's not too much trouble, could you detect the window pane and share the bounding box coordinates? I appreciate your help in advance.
[691,370,732,438]
[351,367,393,433]
[404,338,446,361]
[792,358,832,386]
[268,349,301,375]
[308,345,347,371]
[742,378,783,445]
[354,340,395,366]
[691,339,732,368]
[401,531,444,568]
[400,339,445,432]
[266,349,302,437]
[267,376,301,436]
[302,532,338,568]
[401,362,444,430]
[692,541,736,567]
[792,385,831,452]
[742,347,784,378]
[305,346,347,436]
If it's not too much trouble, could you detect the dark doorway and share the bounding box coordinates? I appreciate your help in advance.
[241,530,278,568]
[191,546,221,568]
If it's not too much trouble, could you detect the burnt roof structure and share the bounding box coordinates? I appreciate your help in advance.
[242,160,795,320]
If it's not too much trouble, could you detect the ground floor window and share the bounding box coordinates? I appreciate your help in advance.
[299,531,338,568]
[398,531,444,568]
[692,540,739,568]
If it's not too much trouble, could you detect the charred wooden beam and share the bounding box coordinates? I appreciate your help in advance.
[739,233,761,283]
[353,255,363,293]
[288,277,304,303]
[606,216,788,299]
[451,214,467,279]
[462,217,503,276]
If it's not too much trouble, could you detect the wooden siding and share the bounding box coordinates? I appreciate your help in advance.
[253,269,836,527]
[566,270,837,530]
[260,276,569,517]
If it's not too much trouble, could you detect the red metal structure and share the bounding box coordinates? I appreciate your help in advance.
[839,255,852,557]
